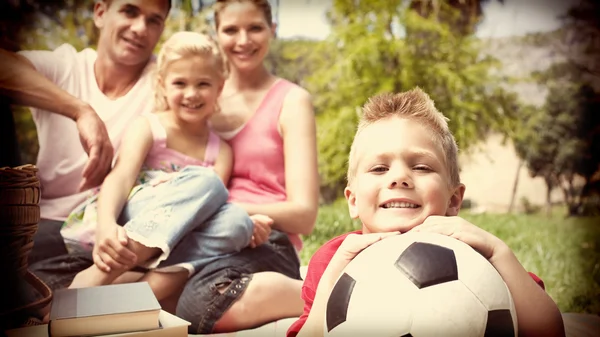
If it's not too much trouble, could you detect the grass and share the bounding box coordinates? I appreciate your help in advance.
[299,199,600,315]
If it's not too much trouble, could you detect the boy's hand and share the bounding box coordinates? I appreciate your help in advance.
[322,231,401,287]
[412,216,566,337]
[298,231,401,337]
[410,216,508,263]
[94,223,137,272]
[249,214,273,248]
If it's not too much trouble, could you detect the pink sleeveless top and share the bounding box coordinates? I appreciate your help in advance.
[225,79,303,252]
[137,112,221,184]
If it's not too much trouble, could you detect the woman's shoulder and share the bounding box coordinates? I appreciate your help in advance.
[277,78,312,106]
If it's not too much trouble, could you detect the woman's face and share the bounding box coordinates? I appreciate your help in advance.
[216,1,275,73]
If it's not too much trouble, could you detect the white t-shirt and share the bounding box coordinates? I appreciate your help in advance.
[18,43,156,221]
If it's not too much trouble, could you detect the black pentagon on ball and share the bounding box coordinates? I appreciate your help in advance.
[326,272,356,332]
[484,309,516,337]
[395,242,458,289]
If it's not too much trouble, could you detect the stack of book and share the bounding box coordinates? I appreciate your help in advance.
[4,282,190,337]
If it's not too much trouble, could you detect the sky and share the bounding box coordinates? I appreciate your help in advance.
[276,0,578,40]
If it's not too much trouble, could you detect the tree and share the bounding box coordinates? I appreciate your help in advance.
[408,0,503,36]
[559,0,600,78]
[312,0,520,201]
[516,0,600,216]
[514,81,600,216]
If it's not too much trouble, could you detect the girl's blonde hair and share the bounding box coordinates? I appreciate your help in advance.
[153,31,229,112]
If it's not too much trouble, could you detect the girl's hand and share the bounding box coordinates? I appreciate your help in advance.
[93,223,137,272]
[409,216,508,263]
[248,214,273,248]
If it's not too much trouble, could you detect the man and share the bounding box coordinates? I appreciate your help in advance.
[0,0,171,263]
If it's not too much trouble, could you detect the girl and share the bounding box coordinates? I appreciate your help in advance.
[59,31,253,300]
[172,0,321,333]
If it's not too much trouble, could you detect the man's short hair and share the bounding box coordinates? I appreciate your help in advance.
[103,0,172,14]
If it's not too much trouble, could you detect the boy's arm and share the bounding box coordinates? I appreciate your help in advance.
[0,48,113,191]
[288,236,343,337]
[291,232,400,337]
[413,216,565,337]
[490,246,565,337]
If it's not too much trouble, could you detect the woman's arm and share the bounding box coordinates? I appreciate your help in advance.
[96,117,154,226]
[239,87,319,236]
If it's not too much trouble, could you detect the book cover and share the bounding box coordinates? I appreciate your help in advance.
[48,282,161,336]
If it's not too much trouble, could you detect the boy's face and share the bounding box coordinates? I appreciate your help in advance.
[344,117,465,234]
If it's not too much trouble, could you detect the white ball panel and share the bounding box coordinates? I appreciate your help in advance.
[410,281,488,337]
[346,234,424,274]
[327,270,416,336]
[451,243,512,311]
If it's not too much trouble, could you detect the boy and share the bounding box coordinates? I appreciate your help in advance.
[287,88,565,337]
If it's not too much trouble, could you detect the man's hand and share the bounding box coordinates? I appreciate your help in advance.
[93,222,137,272]
[76,107,114,191]
[249,214,273,248]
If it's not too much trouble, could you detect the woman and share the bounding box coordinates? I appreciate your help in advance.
[173,0,320,334]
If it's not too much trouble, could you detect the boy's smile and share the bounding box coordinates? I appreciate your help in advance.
[345,116,464,234]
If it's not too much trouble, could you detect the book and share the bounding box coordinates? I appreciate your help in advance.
[99,310,191,337]
[47,282,161,337]
[4,310,190,337]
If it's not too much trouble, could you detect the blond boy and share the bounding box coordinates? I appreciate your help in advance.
[287,88,565,337]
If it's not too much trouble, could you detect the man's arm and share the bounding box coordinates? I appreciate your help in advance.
[0,49,87,120]
[0,48,114,191]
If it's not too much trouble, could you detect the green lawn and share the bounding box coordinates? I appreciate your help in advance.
[299,199,600,315]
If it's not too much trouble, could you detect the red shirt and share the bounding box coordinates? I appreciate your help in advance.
[286,230,545,337]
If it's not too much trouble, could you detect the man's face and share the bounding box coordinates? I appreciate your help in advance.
[94,0,168,67]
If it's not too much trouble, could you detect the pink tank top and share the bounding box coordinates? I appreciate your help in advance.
[225,79,303,252]
[138,112,220,184]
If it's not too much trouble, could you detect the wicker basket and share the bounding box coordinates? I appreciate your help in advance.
[0,164,52,325]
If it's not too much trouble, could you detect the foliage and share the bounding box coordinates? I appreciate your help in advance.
[155,2,214,54]
[408,0,503,36]
[312,0,520,201]
[514,0,600,216]
[17,0,98,51]
[264,38,327,89]
[303,201,600,315]
[514,80,600,216]
[559,0,600,78]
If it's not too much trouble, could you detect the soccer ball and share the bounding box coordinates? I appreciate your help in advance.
[324,232,517,337]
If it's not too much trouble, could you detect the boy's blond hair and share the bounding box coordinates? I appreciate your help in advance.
[153,31,229,112]
[347,87,461,188]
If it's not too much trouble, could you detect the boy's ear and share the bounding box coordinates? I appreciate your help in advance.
[344,185,359,219]
[446,183,466,216]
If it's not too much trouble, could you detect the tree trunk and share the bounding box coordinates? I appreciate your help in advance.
[545,176,553,216]
[507,159,523,213]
